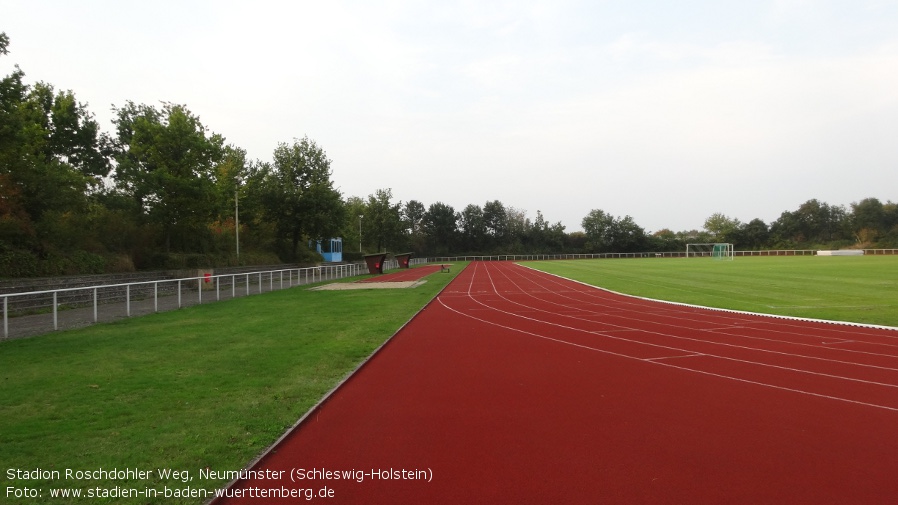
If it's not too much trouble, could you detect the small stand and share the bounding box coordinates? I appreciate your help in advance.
[395,252,414,269]
[363,253,388,275]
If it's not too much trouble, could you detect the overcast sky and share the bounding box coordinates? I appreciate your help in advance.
[3,0,897,232]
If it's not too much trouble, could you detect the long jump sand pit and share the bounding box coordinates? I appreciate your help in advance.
[311,280,427,290]
[312,264,445,290]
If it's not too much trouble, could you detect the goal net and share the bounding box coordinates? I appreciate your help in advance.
[686,243,734,260]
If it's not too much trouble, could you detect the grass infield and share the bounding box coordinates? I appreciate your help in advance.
[526,255,898,328]
[0,264,463,504]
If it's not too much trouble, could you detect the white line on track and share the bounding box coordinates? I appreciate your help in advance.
[473,263,898,379]
[644,353,706,361]
[500,264,898,364]
[515,264,898,350]
[437,262,898,412]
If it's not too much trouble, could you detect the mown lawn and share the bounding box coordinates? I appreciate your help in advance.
[526,256,898,327]
[0,264,463,504]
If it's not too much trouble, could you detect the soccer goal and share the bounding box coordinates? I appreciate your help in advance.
[686,243,734,260]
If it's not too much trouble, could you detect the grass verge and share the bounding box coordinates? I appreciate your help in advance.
[0,263,464,504]
[526,256,898,327]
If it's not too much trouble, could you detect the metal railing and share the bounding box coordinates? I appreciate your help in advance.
[2,263,366,339]
[427,249,898,262]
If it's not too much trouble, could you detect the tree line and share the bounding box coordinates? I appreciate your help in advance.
[1,33,896,277]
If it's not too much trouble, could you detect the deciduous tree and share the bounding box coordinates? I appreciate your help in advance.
[253,137,343,260]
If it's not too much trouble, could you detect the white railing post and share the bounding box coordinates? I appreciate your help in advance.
[3,296,7,338]
[53,292,58,331]
[126,285,131,317]
[154,282,158,312]
[178,280,182,308]
[93,288,98,322]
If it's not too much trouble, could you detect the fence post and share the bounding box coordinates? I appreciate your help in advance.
[53,292,58,331]
[93,288,98,323]
[178,280,182,308]
[154,282,158,312]
[3,296,7,338]
[126,285,131,317]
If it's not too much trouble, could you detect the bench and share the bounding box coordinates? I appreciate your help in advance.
[440,264,451,273]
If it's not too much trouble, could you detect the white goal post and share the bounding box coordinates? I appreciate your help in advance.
[686,243,734,260]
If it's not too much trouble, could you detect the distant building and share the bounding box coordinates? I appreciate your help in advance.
[310,238,343,262]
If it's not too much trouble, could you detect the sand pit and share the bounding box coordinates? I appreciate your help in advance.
[310,280,427,290]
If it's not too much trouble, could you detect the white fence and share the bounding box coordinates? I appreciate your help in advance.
[2,263,366,339]
[3,250,891,339]
[427,249,898,262]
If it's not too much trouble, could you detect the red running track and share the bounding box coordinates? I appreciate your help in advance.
[213,261,898,504]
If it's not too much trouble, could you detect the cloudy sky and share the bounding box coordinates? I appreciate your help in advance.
[3,0,897,232]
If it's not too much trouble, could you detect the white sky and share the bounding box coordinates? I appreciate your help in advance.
[3,0,897,232]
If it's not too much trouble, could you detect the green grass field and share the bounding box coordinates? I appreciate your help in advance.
[527,255,898,327]
[0,265,463,504]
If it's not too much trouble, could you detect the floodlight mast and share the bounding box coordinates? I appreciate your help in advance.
[235,188,240,259]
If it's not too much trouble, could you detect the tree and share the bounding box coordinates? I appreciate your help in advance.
[483,200,507,250]
[459,203,485,251]
[112,102,225,252]
[703,213,741,243]
[582,209,646,253]
[342,196,366,254]
[253,137,343,260]
[207,145,248,253]
[851,198,887,243]
[769,200,850,246]
[582,209,615,252]
[423,202,457,254]
[613,215,647,252]
[364,188,403,252]
[547,220,567,252]
[793,199,847,244]
[504,207,528,251]
[402,200,426,252]
[1,37,110,253]
[649,229,683,252]
[735,218,769,250]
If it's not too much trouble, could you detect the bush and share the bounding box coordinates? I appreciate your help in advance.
[0,245,39,278]
[342,251,365,263]
[105,254,136,273]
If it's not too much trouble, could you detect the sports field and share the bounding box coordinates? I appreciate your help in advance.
[2,257,896,503]
[528,255,898,327]
[215,260,898,504]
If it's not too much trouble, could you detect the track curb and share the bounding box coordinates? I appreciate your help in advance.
[206,263,466,504]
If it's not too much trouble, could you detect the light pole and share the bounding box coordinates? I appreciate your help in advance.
[235,188,240,260]
[358,215,363,252]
